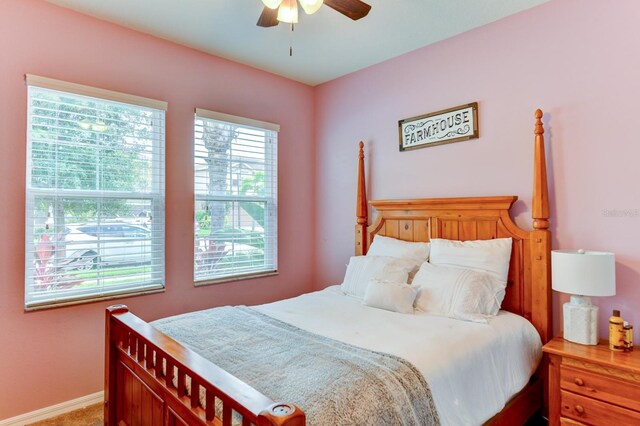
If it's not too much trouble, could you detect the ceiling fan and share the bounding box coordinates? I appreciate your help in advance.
[257,0,372,27]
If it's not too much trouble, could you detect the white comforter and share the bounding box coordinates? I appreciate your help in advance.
[254,285,542,426]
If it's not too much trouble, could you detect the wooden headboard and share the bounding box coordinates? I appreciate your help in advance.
[354,110,552,343]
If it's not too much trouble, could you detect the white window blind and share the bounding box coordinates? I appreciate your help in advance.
[194,109,278,283]
[25,79,166,309]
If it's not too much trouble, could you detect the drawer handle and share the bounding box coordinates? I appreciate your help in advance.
[574,377,585,386]
[575,404,585,414]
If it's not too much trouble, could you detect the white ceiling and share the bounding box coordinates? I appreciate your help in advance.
[46,0,548,86]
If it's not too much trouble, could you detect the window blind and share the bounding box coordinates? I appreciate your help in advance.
[25,81,166,309]
[194,110,278,283]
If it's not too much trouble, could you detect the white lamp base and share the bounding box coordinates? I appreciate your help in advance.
[563,295,599,345]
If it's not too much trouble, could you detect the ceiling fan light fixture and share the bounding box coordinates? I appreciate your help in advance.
[277,0,298,23]
[299,0,324,15]
[261,0,283,9]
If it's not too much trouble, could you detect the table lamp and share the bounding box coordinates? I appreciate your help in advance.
[552,249,616,345]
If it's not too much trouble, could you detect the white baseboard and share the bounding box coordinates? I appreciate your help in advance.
[0,391,103,426]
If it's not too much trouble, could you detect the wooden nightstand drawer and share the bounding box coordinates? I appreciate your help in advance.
[560,364,640,411]
[559,418,586,425]
[560,390,640,426]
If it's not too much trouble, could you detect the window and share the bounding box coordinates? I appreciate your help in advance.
[194,109,278,283]
[25,75,166,309]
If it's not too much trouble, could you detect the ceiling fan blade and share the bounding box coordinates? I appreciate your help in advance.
[324,0,371,20]
[257,6,279,27]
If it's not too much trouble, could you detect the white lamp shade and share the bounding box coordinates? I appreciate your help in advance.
[299,0,324,14]
[552,250,616,296]
[277,0,298,23]
[261,0,283,9]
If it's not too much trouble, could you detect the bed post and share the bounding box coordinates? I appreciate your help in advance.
[530,109,552,344]
[355,141,368,255]
[105,304,129,425]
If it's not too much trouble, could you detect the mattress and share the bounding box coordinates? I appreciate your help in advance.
[253,285,542,426]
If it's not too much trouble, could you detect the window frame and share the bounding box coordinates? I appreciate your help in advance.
[193,108,279,286]
[24,75,167,310]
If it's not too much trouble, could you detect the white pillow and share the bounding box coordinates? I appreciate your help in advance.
[363,279,418,314]
[429,237,512,306]
[413,263,501,320]
[367,235,430,262]
[429,238,512,281]
[341,256,416,299]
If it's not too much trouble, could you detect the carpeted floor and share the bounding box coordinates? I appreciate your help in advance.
[27,403,102,426]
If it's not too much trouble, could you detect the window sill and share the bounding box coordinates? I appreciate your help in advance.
[24,286,165,312]
[194,271,279,287]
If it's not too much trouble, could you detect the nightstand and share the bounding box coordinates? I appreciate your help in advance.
[543,337,640,425]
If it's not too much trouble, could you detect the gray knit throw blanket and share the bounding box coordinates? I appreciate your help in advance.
[152,306,441,426]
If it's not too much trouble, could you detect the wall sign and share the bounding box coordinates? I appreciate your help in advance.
[399,102,478,151]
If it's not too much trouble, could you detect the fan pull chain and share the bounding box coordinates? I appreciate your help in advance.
[289,23,294,56]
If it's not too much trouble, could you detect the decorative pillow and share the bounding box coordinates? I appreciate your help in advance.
[341,256,416,299]
[429,237,512,305]
[363,279,418,314]
[412,263,501,319]
[367,235,430,262]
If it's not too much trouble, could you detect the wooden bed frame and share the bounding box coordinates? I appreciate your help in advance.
[105,110,552,426]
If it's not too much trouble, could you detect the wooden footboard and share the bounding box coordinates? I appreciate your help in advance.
[105,305,305,426]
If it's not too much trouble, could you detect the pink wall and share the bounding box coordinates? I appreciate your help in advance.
[0,0,315,419]
[315,0,640,341]
[3,0,640,420]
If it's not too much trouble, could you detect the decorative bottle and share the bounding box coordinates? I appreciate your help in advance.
[623,321,634,352]
[609,310,624,351]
